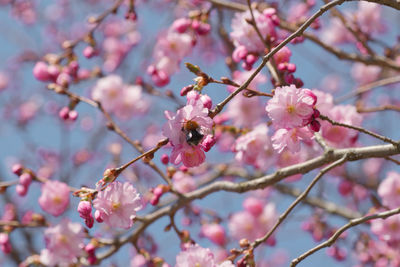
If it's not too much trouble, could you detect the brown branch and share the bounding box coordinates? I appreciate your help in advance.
[319,114,399,146]
[96,142,400,262]
[250,155,348,249]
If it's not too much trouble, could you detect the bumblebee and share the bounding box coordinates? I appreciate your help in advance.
[182,120,204,146]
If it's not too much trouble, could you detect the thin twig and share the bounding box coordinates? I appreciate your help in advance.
[319,114,399,146]
[291,206,400,266]
[250,155,348,248]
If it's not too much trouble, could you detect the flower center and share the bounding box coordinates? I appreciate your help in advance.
[112,202,121,211]
[287,105,295,114]
[53,196,62,204]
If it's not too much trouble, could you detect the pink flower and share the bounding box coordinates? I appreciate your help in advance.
[371,213,400,243]
[173,171,196,193]
[163,100,213,168]
[271,127,313,153]
[320,105,363,148]
[378,172,400,209]
[91,75,124,112]
[266,85,316,129]
[40,219,85,266]
[230,10,277,52]
[235,123,276,171]
[201,223,226,246]
[351,63,381,85]
[93,181,142,229]
[38,180,70,217]
[229,203,277,244]
[355,2,386,35]
[175,244,233,267]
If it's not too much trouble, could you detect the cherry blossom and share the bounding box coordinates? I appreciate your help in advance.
[38,180,70,217]
[40,219,85,266]
[93,181,142,229]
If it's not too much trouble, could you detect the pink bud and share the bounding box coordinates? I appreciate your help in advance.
[287,63,296,73]
[78,69,91,80]
[67,61,79,77]
[19,173,32,187]
[180,85,194,96]
[78,201,92,218]
[172,18,191,33]
[33,62,50,81]
[94,210,103,223]
[161,154,169,165]
[201,224,226,246]
[232,46,248,63]
[47,65,60,79]
[150,195,160,206]
[85,216,94,228]
[309,120,321,132]
[16,184,28,196]
[152,70,170,87]
[85,243,96,254]
[245,54,257,65]
[59,107,70,120]
[200,94,212,109]
[153,186,163,197]
[68,110,79,121]
[313,109,320,118]
[186,90,200,102]
[243,197,264,217]
[277,63,287,71]
[201,135,216,152]
[147,65,156,75]
[338,180,352,196]
[0,233,9,244]
[88,254,97,264]
[242,62,253,71]
[56,72,71,86]
[195,22,211,35]
[83,46,97,59]
[12,164,23,176]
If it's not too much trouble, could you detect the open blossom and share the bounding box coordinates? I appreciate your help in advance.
[40,219,85,266]
[172,171,196,193]
[226,71,266,128]
[271,126,313,153]
[266,85,317,129]
[175,244,234,267]
[371,212,400,243]
[230,10,277,53]
[91,75,148,120]
[229,202,277,244]
[378,172,400,209]
[355,2,386,35]
[93,181,142,229]
[320,105,363,148]
[351,63,381,85]
[201,223,226,246]
[38,180,70,217]
[235,123,275,171]
[163,99,213,168]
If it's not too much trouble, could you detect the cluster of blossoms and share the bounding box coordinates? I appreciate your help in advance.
[349,172,400,266]
[38,180,70,217]
[40,219,85,266]
[11,164,33,196]
[98,18,141,72]
[265,84,319,154]
[163,91,215,168]
[322,2,385,47]
[91,74,149,120]
[148,16,211,87]
[175,244,233,267]
[92,181,142,229]
[229,197,277,245]
[230,9,279,70]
